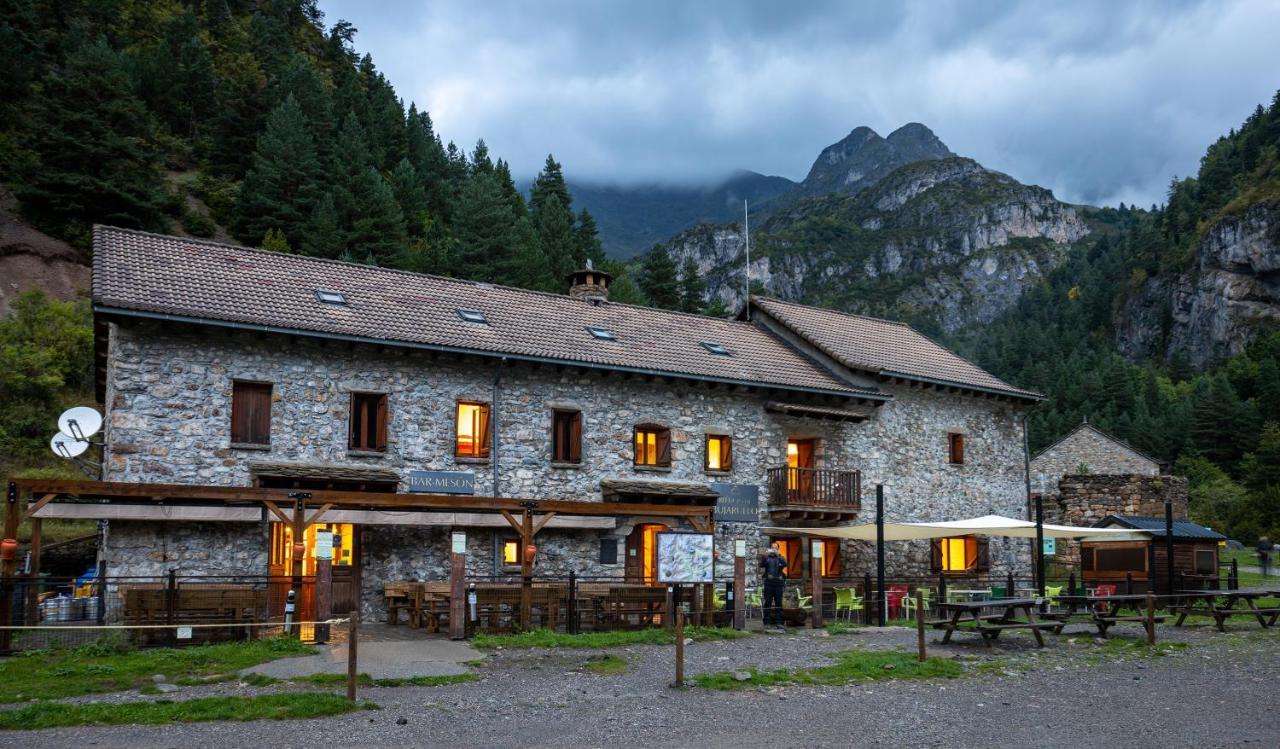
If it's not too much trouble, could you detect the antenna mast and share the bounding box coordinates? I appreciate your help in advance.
[743,199,750,321]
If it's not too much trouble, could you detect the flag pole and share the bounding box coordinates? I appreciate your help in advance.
[743,199,750,321]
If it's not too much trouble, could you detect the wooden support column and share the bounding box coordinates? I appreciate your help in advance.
[2,482,21,650]
[702,582,714,626]
[520,508,533,631]
[290,496,306,587]
[315,528,332,644]
[24,518,41,625]
[733,542,746,630]
[810,539,824,628]
[449,532,466,640]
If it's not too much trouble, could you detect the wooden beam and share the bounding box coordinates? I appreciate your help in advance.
[531,512,558,535]
[262,500,291,525]
[21,494,58,522]
[305,503,334,527]
[499,509,522,534]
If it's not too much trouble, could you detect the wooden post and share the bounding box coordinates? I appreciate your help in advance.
[96,559,106,626]
[1034,494,1045,596]
[449,532,466,640]
[346,608,359,701]
[1068,571,1076,597]
[166,569,177,647]
[520,509,533,631]
[702,582,714,627]
[1006,570,1015,600]
[665,585,675,631]
[671,609,685,688]
[733,545,746,630]
[810,539,824,628]
[1164,501,1175,597]
[862,572,873,625]
[24,518,41,625]
[290,496,306,588]
[315,555,332,644]
[1152,588,1162,642]
[938,571,947,603]
[567,570,578,635]
[1,482,21,651]
[1125,571,1134,596]
[915,589,926,662]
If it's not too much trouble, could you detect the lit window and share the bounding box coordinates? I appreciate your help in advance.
[939,536,977,573]
[457,308,488,324]
[701,341,730,356]
[705,434,732,472]
[502,539,519,566]
[586,326,616,340]
[315,289,346,305]
[634,425,671,467]
[455,402,491,458]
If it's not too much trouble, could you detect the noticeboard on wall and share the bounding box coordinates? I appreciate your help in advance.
[710,482,759,523]
[656,532,715,583]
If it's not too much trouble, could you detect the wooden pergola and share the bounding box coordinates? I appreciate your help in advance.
[4,479,715,637]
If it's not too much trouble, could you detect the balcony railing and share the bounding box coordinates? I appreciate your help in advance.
[766,467,861,509]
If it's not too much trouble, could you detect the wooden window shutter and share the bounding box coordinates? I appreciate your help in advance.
[656,428,672,466]
[476,403,491,458]
[949,433,965,464]
[784,539,802,578]
[930,539,942,573]
[551,413,565,461]
[375,394,388,451]
[975,536,990,572]
[568,411,582,463]
[719,436,732,471]
[232,382,271,445]
[823,540,842,577]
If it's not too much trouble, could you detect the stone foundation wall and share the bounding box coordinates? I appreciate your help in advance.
[1045,473,1189,565]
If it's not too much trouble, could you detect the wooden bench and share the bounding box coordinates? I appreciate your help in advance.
[122,586,267,645]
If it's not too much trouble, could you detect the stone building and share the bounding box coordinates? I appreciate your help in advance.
[64,227,1042,620]
[1030,422,1161,481]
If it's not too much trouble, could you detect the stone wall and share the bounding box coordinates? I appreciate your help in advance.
[101,320,1032,619]
[1031,425,1160,480]
[1045,473,1189,565]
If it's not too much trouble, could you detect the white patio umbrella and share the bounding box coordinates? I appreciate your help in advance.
[761,514,1151,542]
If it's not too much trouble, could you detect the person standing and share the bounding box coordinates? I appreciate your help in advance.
[1258,537,1271,576]
[760,542,788,629]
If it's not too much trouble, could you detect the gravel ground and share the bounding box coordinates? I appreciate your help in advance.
[5,621,1278,747]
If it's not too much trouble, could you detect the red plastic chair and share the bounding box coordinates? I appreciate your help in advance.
[886,585,909,620]
[1092,584,1117,613]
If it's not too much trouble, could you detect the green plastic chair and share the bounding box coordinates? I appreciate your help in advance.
[746,590,763,618]
[713,588,727,610]
[902,588,933,620]
[1043,584,1063,608]
[833,587,863,620]
[989,586,1007,599]
[795,587,812,610]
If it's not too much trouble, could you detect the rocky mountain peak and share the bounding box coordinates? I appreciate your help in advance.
[798,122,954,198]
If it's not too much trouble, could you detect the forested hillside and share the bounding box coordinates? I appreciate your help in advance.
[954,93,1280,542]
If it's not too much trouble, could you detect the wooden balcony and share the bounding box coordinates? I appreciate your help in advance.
[766,467,861,522]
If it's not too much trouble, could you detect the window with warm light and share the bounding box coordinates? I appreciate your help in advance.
[705,434,732,472]
[502,539,519,566]
[455,402,491,458]
[633,425,671,467]
[935,535,980,573]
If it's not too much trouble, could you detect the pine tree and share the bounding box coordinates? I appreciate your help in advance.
[573,209,605,267]
[300,191,344,258]
[529,154,572,217]
[390,158,428,237]
[273,54,334,159]
[637,245,680,310]
[204,50,267,178]
[678,257,705,313]
[261,228,293,253]
[536,194,576,285]
[17,36,164,245]
[133,12,216,140]
[702,296,731,318]
[234,95,323,246]
[346,168,406,266]
[453,171,517,282]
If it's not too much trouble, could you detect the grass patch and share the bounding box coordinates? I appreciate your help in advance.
[582,654,628,675]
[0,693,376,730]
[693,649,962,690]
[685,626,751,641]
[824,621,862,635]
[472,627,750,650]
[370,673,478,688]
[0,637,315,703]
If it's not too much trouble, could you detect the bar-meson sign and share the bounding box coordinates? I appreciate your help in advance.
[408,470,475,495]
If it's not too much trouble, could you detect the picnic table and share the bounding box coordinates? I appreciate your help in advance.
[1173,588,1280,632]
[928,598,1056,647]
[1043,593,1164,638]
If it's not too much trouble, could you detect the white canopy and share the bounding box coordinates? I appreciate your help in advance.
[761,514,1151,542]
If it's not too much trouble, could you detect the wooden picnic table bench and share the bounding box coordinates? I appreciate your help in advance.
[1048,593,1165,638]
[1173,588,1280,632]
[931,598,1057,648]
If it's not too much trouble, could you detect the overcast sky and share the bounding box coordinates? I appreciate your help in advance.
[319,0,1280,207]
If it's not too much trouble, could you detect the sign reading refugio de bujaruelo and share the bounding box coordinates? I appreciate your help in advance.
[408,470,475,495]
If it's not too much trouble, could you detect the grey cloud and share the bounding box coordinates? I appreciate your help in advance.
[321,0,1280,207]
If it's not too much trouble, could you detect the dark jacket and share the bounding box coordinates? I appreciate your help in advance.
[760,552,787,582]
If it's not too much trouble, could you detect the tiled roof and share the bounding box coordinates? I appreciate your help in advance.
[1096,515,1226,541]
[751,296,1041,400]
[92,227,872,397]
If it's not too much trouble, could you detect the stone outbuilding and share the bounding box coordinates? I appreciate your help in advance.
[1030,422,1161,482]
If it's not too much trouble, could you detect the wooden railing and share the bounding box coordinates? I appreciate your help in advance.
[766,467,861,509]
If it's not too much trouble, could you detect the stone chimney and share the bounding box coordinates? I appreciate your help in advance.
[566,259,612,304]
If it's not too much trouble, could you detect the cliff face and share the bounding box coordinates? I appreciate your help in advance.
[796,123,953,198]
[667,156,1089,332]
[1115,203,1280,368]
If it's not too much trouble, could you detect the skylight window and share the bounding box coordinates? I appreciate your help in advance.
[587,326,616,341]
[315,289,347,306]
[457,308,488,324]
[701,341,730,356]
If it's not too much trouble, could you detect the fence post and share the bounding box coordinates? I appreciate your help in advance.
[1125,572,1134,596]
[346,608,359,702]
[96,559,107,626]
[733,541,746,631]
[166,569,177,647]
[1006,570,1015,599]
[810,540,824,629]
[671,609,685,688]
[567,571,578,635]
[1068,572,1076,597]
[665,585,675,631]
[449,532,466,640]
[1229,559,1239,591]
[938,572,947,603]
[1145,590,1156,645]
[915,589,926,662]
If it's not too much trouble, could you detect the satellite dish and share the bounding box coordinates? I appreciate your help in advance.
[51,432,89,458]
[58,406,102,441]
